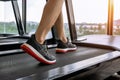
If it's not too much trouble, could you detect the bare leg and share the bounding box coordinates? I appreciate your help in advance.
[55,12,67,43]
[55,12,77,53]
[35,0,65,44]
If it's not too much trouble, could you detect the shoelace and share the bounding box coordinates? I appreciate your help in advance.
[42,45,52,57]
[43,45,48,53]
[66,42,73,47]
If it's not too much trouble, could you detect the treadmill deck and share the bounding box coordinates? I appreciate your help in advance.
[0,46,113,80]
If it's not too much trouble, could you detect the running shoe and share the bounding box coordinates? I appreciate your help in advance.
[56,39,77,53]
[21,35,56,64]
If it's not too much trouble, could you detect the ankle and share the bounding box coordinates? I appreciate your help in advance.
[37,39,45,45]
[35,35,45,44]
[60,38,67,43]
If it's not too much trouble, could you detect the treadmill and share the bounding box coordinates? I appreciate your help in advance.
[1,39,120,80]
[1,0,120,80]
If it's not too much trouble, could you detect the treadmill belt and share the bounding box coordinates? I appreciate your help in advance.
[0,46,112,80]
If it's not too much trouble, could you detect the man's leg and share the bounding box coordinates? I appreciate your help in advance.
[54,12,77,53]
[35,0,65,44]
[54,12,67,43]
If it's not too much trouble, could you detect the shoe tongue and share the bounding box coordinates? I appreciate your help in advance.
[43,41,46,45]
[67,37,70,42]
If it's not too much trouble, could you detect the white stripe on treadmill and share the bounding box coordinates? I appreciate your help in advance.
[56,47,77,51]
[0,42,19,45]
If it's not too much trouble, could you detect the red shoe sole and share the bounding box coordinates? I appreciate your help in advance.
[21,44,56,64]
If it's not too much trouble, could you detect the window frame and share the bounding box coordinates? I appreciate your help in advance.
[66,0,114,42]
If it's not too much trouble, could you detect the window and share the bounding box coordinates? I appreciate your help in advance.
[0,1,18,34]
[72,0,108,38]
